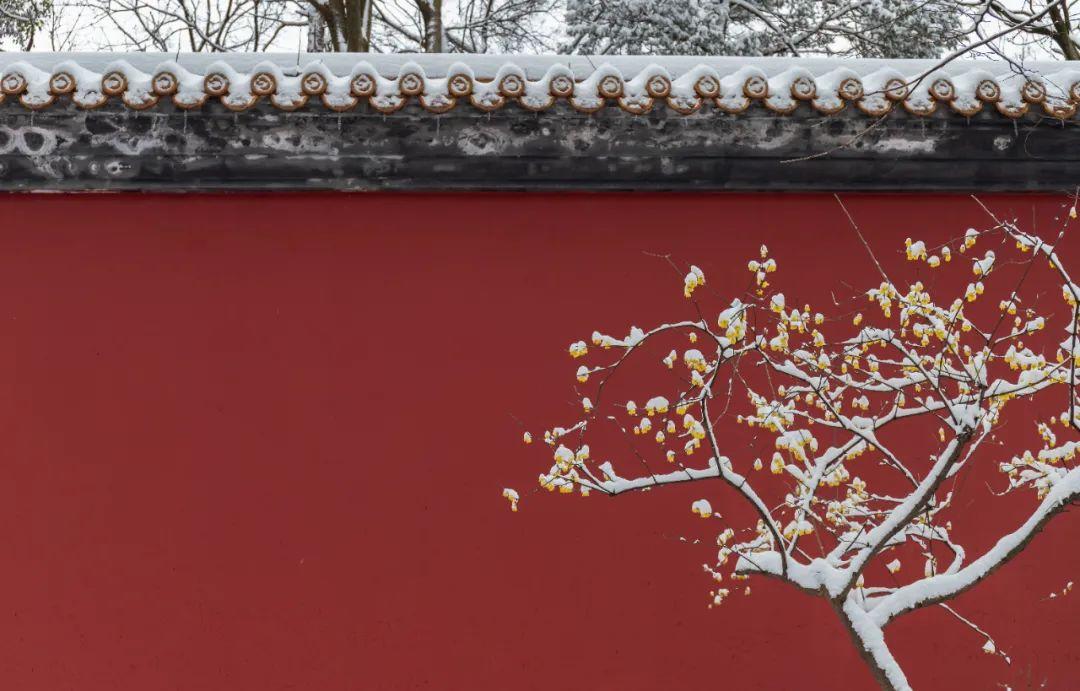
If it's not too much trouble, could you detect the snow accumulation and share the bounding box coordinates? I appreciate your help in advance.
[0,51,1077,118]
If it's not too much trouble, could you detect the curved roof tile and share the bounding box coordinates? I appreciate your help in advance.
[0,54,1078,119]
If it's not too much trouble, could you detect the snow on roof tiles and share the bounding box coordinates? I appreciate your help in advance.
[1,53,1078,119]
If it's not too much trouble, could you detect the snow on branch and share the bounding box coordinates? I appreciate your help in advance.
[511,194,1080,690]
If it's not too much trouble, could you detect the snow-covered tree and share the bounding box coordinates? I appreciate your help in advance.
[513,198,1080,690]
[563,0,1080,61]
[563,0,965,57]
[0,0,49,49]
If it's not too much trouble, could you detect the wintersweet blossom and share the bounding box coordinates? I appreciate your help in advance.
[684,265,705,298]
[691,499,713,518]
[518,206,1080,691]
[502,488,519,512]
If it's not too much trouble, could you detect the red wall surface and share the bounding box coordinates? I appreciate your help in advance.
[0,192,1075,690]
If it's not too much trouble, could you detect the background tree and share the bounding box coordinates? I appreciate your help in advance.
[302,0,373,51]
[70,0,308,51]
[957,0,1080,60]
[12,1,1080,62]
[57,0,555,52]
[562,0,1080,61]
[562,0,967,58]
[0,0,51,49]
[514,197,1080,690]
[295,0,557,52]
[370,0,556,52]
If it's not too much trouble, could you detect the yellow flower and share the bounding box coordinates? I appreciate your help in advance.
[645,396,670,415]
[691,499,712,518]
[770,452,785,474]
[770,293,786,314]
[683,265,705,298]
[905,238,927,261]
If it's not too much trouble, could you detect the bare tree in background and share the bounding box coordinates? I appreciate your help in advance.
[957,1,1080,60]
[302,0,374,51]
[302,0,556,53]
[52,0,554,52]
[41,0,89,51]
[68,0,307,51]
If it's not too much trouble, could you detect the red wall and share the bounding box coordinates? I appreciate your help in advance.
[0,193,1075,690]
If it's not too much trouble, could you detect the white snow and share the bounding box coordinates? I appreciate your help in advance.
[691,498,713,518]
[0,52,1075,119]
[868,466,1080,627]
[593,457,722,495]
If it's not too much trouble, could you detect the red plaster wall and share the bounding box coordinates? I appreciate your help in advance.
[0,193,1075,691]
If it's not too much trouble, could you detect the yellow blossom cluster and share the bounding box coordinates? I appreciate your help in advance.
[683,349,708,372]
[972,250,995,277]
[747,244,777,293]
[821,464,851,488]
[775,429,819,463]
[684,265,706,298]
[905,238,927,261]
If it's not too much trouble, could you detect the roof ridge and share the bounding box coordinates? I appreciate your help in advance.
[1,58,1078,119]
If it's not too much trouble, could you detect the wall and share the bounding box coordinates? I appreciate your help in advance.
[0,192,1075,690]
[1,101,1078,191]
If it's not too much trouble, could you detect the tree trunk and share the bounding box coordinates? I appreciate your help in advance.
[834,597,911,691]
[342,0,369,52]
[307,0,370,52]
[417,0,443,52]
[305,2,329,51]
[1049,1,1080,60]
